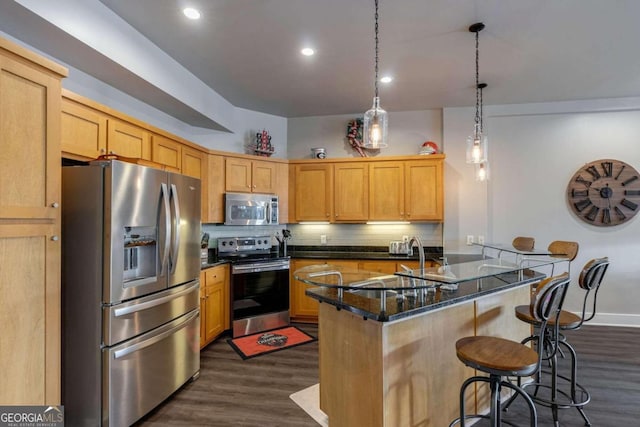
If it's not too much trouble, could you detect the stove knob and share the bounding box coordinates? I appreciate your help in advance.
[221,241,226,246]
[257,239,262,245]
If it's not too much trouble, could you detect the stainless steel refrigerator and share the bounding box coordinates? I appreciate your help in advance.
[62,160,201,427]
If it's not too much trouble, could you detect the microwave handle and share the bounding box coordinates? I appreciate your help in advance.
[267,200,272,224]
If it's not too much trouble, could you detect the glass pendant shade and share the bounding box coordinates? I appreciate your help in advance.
[466,123,488,164]
[475,161,490,182]
[363,97,389,149]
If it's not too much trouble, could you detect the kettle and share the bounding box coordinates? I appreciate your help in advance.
[389,240,411,255]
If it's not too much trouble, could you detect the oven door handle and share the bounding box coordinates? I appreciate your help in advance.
[232,262,290,273]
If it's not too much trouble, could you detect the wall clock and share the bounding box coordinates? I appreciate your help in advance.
[567,159,640,226]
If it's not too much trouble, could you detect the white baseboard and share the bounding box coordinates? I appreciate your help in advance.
[576,312,640,328]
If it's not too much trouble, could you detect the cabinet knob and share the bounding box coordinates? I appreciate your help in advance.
[51,202,59,208]
[51,236,59,242]
[100,148,106,154]
[335,214,339,218]
[326,213,329,217]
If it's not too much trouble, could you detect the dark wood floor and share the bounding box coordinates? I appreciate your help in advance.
[136,324,639,426]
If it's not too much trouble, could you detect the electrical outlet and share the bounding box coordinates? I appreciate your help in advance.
[466,235,474,245]
[478,235,485,245]
[320,235,327,245]
[402,235,409,243]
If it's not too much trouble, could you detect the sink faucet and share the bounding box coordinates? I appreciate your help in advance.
[408,236,425,273]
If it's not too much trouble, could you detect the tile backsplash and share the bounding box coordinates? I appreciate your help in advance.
[201,222,443,249]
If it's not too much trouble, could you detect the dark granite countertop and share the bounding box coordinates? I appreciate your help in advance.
[300,269,543,322]
[289,245,444,262]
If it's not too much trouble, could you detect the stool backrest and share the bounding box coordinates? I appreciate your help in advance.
[575,257,610,326]
[532,272,570,324]
[512,236,535,251]
[530,273,571,368]
[547,240,579,261]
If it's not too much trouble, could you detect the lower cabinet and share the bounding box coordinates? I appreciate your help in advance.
[290,258,440,323]
[199,264,230,349]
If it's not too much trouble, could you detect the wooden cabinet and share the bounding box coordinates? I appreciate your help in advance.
[369,158,444,222]
[225,157,276,193]
[358,260,399,275]
[405,159,443,221]
[0,37,67,405]
[61,98,107,159]
[294,163,333,222]
[180,146,211,222]
[334,163,369,222]
[107,119,151,160]
[61,95,151,162]
[203,154,225,223]
[151,133,181,171]
[292,155,444,223]
[200,264,229,349]
[369,161,405,220]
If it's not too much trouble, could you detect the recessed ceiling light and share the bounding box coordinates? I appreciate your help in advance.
[183,7,201,20]
[301,48,315,56]
[380,76,393,83]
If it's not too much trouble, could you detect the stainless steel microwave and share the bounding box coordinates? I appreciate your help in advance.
[224,192,279,226]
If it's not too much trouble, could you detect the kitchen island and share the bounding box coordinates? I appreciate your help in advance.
[294,258,560,427]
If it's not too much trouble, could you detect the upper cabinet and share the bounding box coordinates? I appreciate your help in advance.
[0,36,67,405]
[292,155,444,223]
[225,157,276,194]
[61,98,107,159]
[107,119,150,159]
[294,163,334,222]
[151,133,181,171]
[334,162,369,222]
[369,161,405,220]
[405,159,443,221]
[204,154,225,223]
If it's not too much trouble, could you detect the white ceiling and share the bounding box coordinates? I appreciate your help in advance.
[5,0,640,121]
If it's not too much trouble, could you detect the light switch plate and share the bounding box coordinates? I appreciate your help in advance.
[466,235,474,245]
[320,235,327,245]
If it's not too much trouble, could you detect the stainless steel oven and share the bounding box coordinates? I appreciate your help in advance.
[218,236,290,337]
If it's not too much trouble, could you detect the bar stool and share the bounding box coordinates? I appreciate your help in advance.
[547,240,579,275]
[510,257,609,426]
[512,236,535,251]
[449,273,570,427]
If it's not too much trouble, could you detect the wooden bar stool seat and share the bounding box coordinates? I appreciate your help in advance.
[512,236,535,251]
[515,306,582,329]
[449,274,570,427]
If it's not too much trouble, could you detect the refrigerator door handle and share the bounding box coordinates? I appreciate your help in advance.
[113,310,199,359]
[160,183,171,274]
[113,281,199,317]
[169,183,181,274]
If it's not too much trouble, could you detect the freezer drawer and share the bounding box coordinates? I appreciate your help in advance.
[103,309,200,427]
[103,280,199,346]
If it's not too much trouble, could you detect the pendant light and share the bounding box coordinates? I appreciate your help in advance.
[363,0,388,149]
[466,22,488,164]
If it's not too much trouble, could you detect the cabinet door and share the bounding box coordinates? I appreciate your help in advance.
[204,283,225,342]
[405,160,443,221]
[0,45,63,405]
[151,134,182,170]
[358,260,398,274]
[0,224,60,404]
[61,99,107,159]
[252,160,276,193]
[181,147,209,221]
[290,259,324,320]
[204,154,225,223]
[107,119,150,159]
[370,161,405,220]
[225,157,252,192]
[275,163,290,223]
[199,271,207,348]
[295,164,333,222]
[334,163,369,221]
